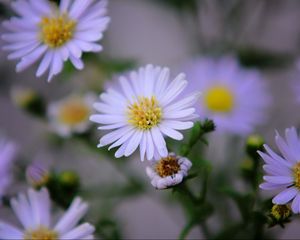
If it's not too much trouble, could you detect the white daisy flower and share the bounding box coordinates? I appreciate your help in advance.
[259,127,300,214]
[48,93,96,137]
[184,56,271,135]
[2,0,110,81]
[0,188,94,239]
[0,138,17,200]
[90,64,200,161]
[146,153,192,189]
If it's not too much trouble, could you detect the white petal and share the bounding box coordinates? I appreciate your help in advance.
[54,197,88,235]
[60,223,95,240]
[272,187,298,204]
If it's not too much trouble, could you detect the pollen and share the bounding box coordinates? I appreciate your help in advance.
[293,162,300,189]
[204,85,235,113]
[24,226,58,240]
[40,14,76,48]
[128,96,162,130]
[155,155,180,178]
[58,98,90,126]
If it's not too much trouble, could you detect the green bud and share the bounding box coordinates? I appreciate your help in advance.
[246,134,264,159]
[11,86,46,118]
[58,171,80,189]
[201,119,216,133]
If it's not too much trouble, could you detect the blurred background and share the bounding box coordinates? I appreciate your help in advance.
[1,0,300,239]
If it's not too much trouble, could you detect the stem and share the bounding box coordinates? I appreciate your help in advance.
[200,221,211,239]
[179,221,195,240]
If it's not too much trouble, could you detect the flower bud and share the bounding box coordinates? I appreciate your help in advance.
[26,162,50,188]
[271,204,291,221]
[246,134,264,158]
[11,86,46,118]
[58,171,80,190]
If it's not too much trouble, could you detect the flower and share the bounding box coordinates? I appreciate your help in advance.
[26,162,50,188]
[90,64,200,161]
[2,0,110,81]
[48,93,95,137]
[184,56,271,135]
[259,127,300,214]
[0,188,94,239]
[146,153,192,189]
[0,138,17,199]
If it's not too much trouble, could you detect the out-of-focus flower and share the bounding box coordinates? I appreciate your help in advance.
[184,56,271,135]
[146,153,192,189]
[90,64,200,161]
[0,138,17,199]
[2,0,110,81]
[0,188,94,239]
[259,127,300,214]
[48,94,95,137]
[26,161,49,188]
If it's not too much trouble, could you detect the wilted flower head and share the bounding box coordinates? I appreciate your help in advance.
[48,93,95,137]
[90,64,200,161]
[260,127,300,214]
[2,0,110,81]
[0,188,94,239]
[184,56,271,135]
[146,153,192,189]
[0,138,17,199]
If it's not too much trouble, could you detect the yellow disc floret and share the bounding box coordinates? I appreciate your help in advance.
[204,85,234,113]
[155,155,180,177]
[293,162,300,189]
[24,226,58,240]
[128,96,162,130]
[40,14,76,48]
[271,204,291,221]
[58,98,90,126]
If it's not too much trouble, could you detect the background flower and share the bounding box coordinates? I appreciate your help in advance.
[0,138,17,200]
[184,56,271,135]
[48,93,96,137]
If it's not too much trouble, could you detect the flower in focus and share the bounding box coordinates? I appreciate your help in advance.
[259,127,300,214]
[90,64,200,161]
[0,188,94,239]
[2,0,110,81]
[184,56,271,135]
[0,138,17,199]
[48,93,95,137]
[146,153,192,189]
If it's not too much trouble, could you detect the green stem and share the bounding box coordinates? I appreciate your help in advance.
[179,221,195,240]
[200,221,211,239]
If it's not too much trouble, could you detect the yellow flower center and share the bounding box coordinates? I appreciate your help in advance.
[155,155,180,177]
[293,162,300,189]
[204,85,234,113]
[128,96,162,130]
[40,14,76,48]
[24,226,58,240]
[58,99,90,126]
[271,204,291,221]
